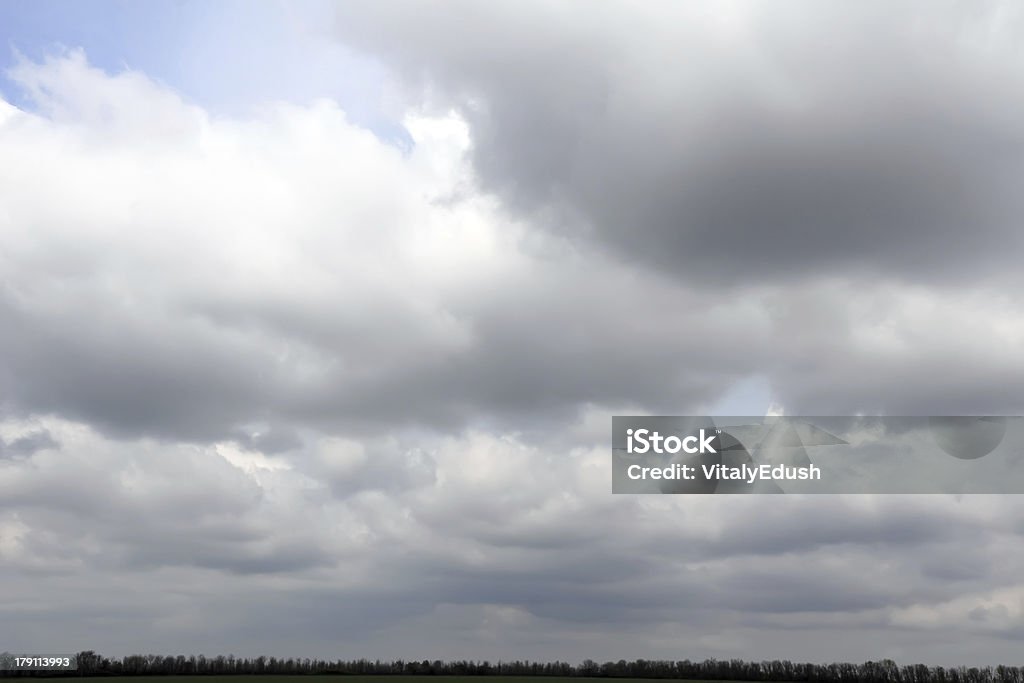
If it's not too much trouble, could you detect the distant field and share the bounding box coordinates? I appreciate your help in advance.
[80,678,729,683]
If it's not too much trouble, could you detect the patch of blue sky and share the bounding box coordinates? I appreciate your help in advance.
[0,0,413,151]
[707,374,775,417]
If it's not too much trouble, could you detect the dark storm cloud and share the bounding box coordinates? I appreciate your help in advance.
[333,0,1024,286]
[0,289,271,442]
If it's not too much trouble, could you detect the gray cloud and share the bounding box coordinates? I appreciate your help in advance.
[3,47,1024,446]
[0,428,59,458]
[2,6,1024,667]
[333,0,1024,286]
[5,430,1024,663]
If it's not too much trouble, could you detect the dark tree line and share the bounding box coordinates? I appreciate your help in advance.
[2,653,1024,683]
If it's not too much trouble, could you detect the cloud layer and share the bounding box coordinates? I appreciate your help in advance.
[334,1,1024,286]
[2,3,1024,663]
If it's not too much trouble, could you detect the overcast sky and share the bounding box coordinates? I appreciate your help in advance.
[2,0,1024,667]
